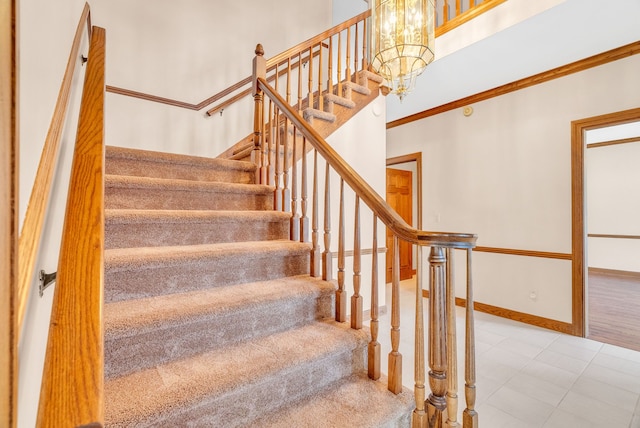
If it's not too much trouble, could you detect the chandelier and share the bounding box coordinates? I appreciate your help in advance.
[370,0,435,101]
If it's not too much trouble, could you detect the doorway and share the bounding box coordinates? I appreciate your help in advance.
[584,121,640,351]
[386,153,422,283]
[571,108,640,339]
[386,167,413,282]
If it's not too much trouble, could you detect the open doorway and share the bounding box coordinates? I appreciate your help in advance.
[585,121,640,351]
[386,153,422,283]
[571,108,640,342]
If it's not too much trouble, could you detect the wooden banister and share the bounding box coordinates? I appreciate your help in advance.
[256,72,478,426]
[37,25,106,427]
[266,10,370,68]
[17,2,92,339]
[257,77,476,248]
[1,0,19,424]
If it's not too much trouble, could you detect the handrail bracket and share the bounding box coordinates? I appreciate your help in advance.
[39,270,57,297]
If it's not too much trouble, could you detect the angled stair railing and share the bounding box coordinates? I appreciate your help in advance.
[254,49,479,426]
[217,9,377,162]
[36,24,106,428]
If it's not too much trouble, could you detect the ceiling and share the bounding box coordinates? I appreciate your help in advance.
[384,0,640,122]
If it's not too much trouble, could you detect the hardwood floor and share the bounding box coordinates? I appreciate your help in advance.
[587,269,640,352]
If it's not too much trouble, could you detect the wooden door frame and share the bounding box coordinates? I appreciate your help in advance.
[571,107,640,337]
[1,0,19,425]
[386,152,423,230]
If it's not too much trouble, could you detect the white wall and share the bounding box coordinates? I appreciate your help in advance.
[324,95,388,311]
[586,122,640,272]
[387,55,640,323]
[90,0,332,158]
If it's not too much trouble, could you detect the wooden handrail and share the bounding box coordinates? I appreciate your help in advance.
[266,10,370,68]
[37,25,106,427]
[206,47,325,116]
[258,77,477,249]
[1,0,19,425]
[17,2,92,339]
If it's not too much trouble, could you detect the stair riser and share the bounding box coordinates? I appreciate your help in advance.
[117,346,366,427]
[105,219,289,249]
[105,252,309,303]
[106,158,256,184]
[105,291,335,379]
[106,187,273,211]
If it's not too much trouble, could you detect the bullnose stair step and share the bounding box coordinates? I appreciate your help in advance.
[105,209,290,248]
[104,240,311,302]
[259,373,414,428]
[104,275,337,379]
[106,145,256,184]
[105,174,274,210]
[104,321,369,427]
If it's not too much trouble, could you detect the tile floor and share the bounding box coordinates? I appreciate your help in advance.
[375,277,640,427]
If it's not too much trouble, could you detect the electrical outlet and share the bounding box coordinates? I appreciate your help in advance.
[529,290,537,301]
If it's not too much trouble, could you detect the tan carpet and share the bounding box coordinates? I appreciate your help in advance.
[103,119,412,425]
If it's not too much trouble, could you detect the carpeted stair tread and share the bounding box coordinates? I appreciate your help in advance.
[324,92,356,109]
[259,373,414,428]
[104,240,311,302]
[105,209,290,248]
[343,80,371,96]
[106,145,256,183]
[104,275,337,378]
[302,107,336,125]
[105,174,274,210]
[104,321,369,427]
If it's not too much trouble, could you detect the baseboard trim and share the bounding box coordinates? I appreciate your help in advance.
[589,267,640,280]
[422,290,574,335]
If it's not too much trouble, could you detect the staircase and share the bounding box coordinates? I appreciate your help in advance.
[217,69,384,163]
[102,146,414,426]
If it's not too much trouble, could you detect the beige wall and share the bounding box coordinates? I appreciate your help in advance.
[90,0,332,158]
[387,54,640,323]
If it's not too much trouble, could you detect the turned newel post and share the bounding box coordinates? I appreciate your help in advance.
[252,44,266,184]
[428,246,448,428]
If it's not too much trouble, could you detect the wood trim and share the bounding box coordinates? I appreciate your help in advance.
[105,85,200,110]
[386,152,423,230]
[259,77,477,248]
[387,41,640,129]
[588,267,640,280]
[421,290,574,335]
[435,0,508,37]
[37,26,105,427]
[17,2,91,337]
[472,246,572,260]
[106,76,254,112]
[331,247,387,258]
[588,234,640,240]
[587,136,640,148]
[0,0,19,424]
[572,107,640,338]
